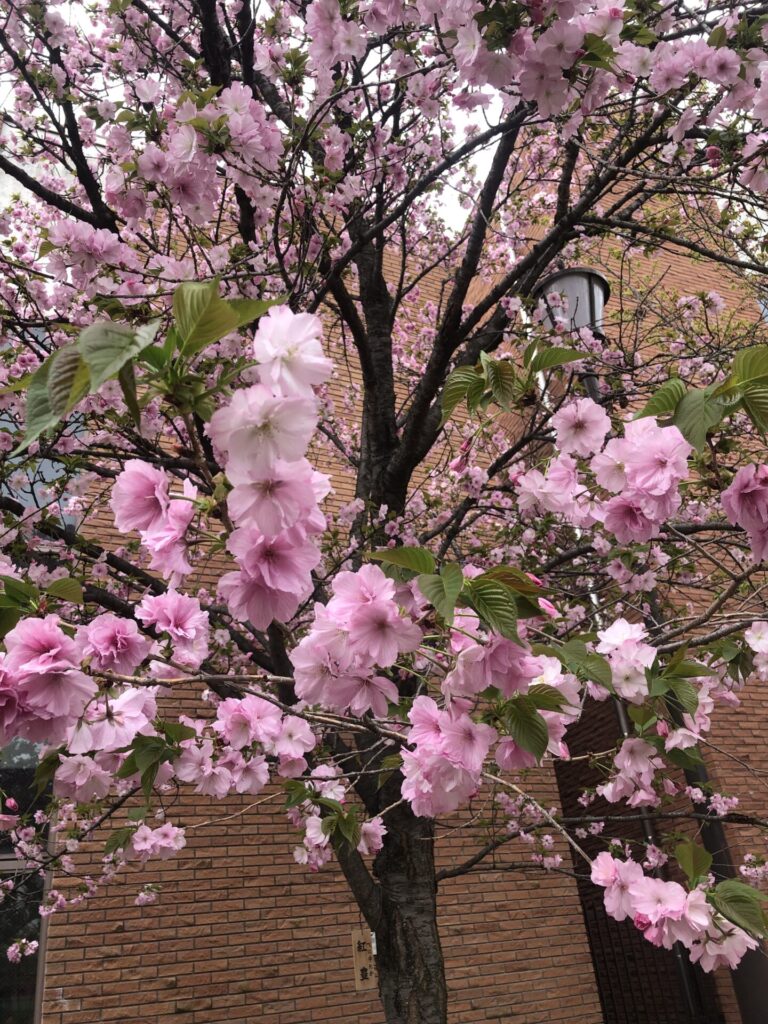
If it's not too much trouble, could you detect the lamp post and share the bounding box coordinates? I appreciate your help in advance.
[531,265,610,336]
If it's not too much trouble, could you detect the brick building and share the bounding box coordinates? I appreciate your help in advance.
[1,240,767,1024]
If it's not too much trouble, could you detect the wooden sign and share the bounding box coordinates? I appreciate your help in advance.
[351,927,378,991]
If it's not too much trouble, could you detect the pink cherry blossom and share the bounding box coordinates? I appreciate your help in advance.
[227,524,321,595]
[252,306,332,395]
[67,687,157,754]
[207,385,317,475]
[76,614,152,674]
[440,713,497,772]
[604,858,645,921]
[5,616,96,721]
[174,739,233,798]
[226,458,326,535]
[274,715,316,759]
[228,752,270,794]
[335,673,400,717]
[494,738,537,771]
[141,480,197,578]
[135,591,209,669]
[622,422,691,498]
[628,876,687,925]
[551,397,611,457]
[110,460,170,534]
[128,822,186,862]
[218,569,308,630]
[214,695,282,748]
[603,494,660,543]
[345,601,421,667]
[722,464,768,562]
[357,816,387,856]
[54,755,112,802]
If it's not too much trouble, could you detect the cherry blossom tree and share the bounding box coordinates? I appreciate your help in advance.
[3,1,768,1021]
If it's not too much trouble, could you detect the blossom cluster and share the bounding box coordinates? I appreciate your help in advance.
[209,306,332,628]
[518,397,692,545]
[111,461,198,580]
[291,563,421,713]
[591,853,758,972]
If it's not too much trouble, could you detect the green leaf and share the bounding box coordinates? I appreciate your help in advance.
[464,578,519,641]
[132,735,170,773]
[440,563,464,610]
[45,577,84,604]
[47,345,90,418]
[78,320,160,391]
[18,356,57,452]
[634,378,686,420]
[481,353,517,409]
[664,677,699,716]
[581,32,616,67]
[140,762,159,800]
[528,347,584,374]
[740,383,768,432]
[118,361,142,427]
[721,346,768,392]
[418,564,463,625]
[707,25,727,48]
[284,779,310,808]
[379,753,403,773]
[158,720,197,743]
[377,751,403,790]
[547,637,611,688]
[481,566,546,595]
[173,280,239,354]
[316,797,345,815]
[105,826,136,856]
[440,366,481,424]
[710,879,768,938]
[663,659,716,679]
[672,386,724,450]
[335,809,361,847]
[665,745,705,769]
[0,575,39,609]
[627,704,656,729]
[504,698,549,760]
[116,751,138,779]
[227,297,282,326]
[580,653,613,690]
[528,683,567,711]
[675,840,713,885]
[371,546,436,575]
[557,637,589,672]
[140,344,170,371]
[465,374,487,413]
[14,341,93,452]
[0,373,33,396]
[0,607,21,638]
[117,735,173,799]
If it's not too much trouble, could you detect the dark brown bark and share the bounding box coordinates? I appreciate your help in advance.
[372,804,447,1024]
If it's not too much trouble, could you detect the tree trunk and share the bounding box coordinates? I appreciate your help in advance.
[372,805,448,1024]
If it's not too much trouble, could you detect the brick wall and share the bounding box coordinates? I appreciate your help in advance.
[40,771,604,1024]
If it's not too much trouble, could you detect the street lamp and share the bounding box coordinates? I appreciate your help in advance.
[532,266,610,336]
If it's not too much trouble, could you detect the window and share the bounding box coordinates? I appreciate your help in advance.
[0,739,47,1024]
